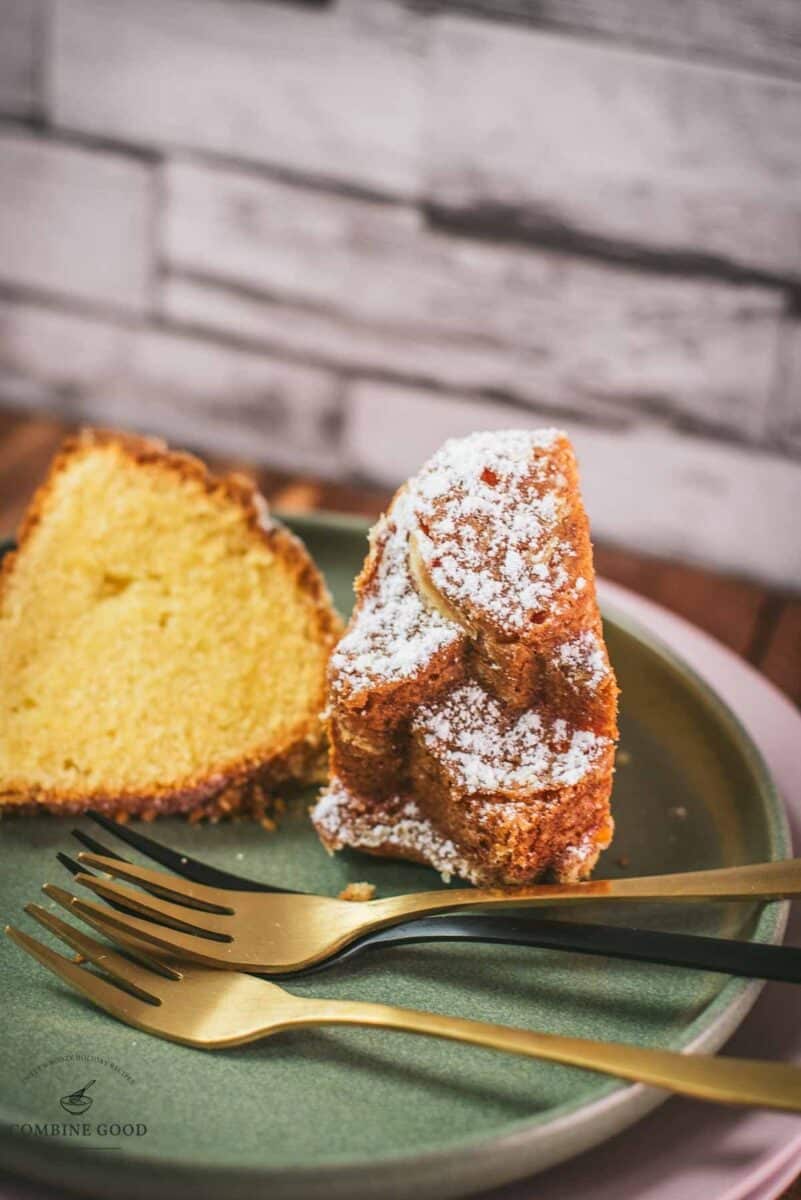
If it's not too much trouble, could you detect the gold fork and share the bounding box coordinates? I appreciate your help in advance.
[6,906,801,1112]
[60,851,801,974]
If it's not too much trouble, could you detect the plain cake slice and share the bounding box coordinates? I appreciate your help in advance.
[0,429,341,819]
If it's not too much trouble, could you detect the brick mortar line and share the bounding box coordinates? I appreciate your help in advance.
[0,114,162,165]
[0,113,800,294]
[1,279,801,462]
[0,281,149,329]
[162,147,416,208]
[0,114,413,205]
[162,266,553,356]
[424,205,801,293]
[160,301,797,453]
[32,0,51,126]
[408,0,801,87]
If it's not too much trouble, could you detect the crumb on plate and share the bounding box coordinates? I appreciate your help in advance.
[338,881,376,902]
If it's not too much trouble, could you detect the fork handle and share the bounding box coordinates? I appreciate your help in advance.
[292,915,801,984]
[293,999,801,1113]
[368,858,801,923]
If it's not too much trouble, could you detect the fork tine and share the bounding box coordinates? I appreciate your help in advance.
[64,842,211,915]
[45,886,230,964]
[77,852,233,914]
[58,853,134,917]
[23,903,169,1001]
[72,872,232,939]
[5,924,157,1026]
[85,809,298,894]
[33,896,183,982]
[58,850,93,878]
[68,844,230,915]
[43,883,208,964]
[44,881,94,910]
[72,827,127,862]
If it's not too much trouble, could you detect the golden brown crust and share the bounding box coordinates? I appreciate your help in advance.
[0,427,342,818]
[0,728,328,818]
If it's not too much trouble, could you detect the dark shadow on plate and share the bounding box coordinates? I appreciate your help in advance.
[222,1027,557,1117]
[311,947,696,1026]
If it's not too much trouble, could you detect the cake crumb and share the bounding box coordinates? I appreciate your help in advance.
[260,815,277,833]
[338,881,376,902]
[615,854,630,869]
[668,805,688,820]
[617,749,632,766]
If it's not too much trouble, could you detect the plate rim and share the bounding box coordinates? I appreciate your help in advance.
[0,522,791,1200]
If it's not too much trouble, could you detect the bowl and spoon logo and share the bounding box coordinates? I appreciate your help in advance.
[59,1079,96,1116]
[9,1057,149,1142]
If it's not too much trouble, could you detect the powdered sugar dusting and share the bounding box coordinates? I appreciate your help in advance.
[330,490,462,696]
[556,629,610,690]
[412,428,572,632]
[555,826,613,880]
[415,682,610,794]
[313,776,473,883]
[331,428,575,695]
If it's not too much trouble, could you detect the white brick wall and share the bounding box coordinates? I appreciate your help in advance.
[0,300,343,474]
[0,133,154,312]
[0,0,798,585]
[417,0,801,79]
[426,17,801,277]
[50,0,424,197]
[161,160,785,436]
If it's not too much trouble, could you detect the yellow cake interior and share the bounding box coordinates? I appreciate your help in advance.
[0,439,334,806]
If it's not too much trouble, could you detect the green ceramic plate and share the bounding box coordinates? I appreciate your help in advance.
[0,514,790,1200]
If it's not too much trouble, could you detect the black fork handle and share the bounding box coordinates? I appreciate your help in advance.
[284,914,801,985]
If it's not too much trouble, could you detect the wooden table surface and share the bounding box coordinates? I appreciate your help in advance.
[1,408,799,1196]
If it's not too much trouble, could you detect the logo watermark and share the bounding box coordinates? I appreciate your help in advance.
[7,1054,149,1145]
[60,1079,95,1115]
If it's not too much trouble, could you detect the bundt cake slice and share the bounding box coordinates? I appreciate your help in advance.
[312,429,618,885]
[0,429,341,818]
